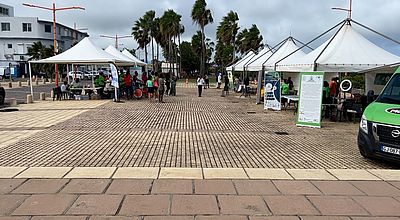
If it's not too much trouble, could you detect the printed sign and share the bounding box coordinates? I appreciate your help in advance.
[109,64,119,88]
[296,72,324,128]
[264,71,281,111]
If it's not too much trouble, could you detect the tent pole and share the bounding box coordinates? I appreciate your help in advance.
[275,19,347,67]
[256,67,264,105]
[28,62,33,96]
[292,37,314,50]
[93,65,96,88]
[313,20,347,71]
[262,37,290,68]
[351,19,400,45]
[67,64,70,84]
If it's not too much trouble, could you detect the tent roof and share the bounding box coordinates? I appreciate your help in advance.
[105,45,137,66]
[226,51,256,71]
[245,47,273,71]
[276,23,400,72]
[121,49,147,66]
[30,37,132,65]
[264,38,307,71]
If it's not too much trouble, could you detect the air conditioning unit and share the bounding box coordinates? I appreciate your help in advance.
[4,54,13,60]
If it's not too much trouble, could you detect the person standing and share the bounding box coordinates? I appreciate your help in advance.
[329,77,338,97]
[197,75,205,97]
[217,73,222,89]
[204,74,210,89]
[124,72,132,100]
[158,73,165,103]
[146,75,154,102]
[153,72,159,101]
[170,75,177,96]
[165,72,171,96]
[288,77,294,91]
[223,74,230,96]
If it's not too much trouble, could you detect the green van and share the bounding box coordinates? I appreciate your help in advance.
[358,67,400,162]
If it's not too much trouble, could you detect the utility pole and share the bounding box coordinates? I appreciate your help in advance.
[73,22,88,44]
[332,0,353,19]
[100,34,131,50]
[22,3,85,87]
[23,2,85,87]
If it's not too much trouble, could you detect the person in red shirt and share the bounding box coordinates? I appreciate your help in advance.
[329,77,338,97]
[124,72,132,100]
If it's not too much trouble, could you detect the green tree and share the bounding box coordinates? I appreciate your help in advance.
[27,42,54,78]
[192,31,214,67]
[236,24,264,55]
[180,41,200,74]
[132,11,154,64]
[191,0,213,75]
[160,9,182,73]
[215,11,239,71]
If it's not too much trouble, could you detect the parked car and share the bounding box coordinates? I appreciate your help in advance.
[68,71,84,79]
[0,86,5,106]
[83,71,99,79]
[358,67,400,163]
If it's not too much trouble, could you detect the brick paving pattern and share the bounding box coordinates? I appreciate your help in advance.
[0,88,395,169]
[0,178,399,219]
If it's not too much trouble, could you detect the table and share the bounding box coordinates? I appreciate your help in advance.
[282,95,299,114]
[70,87,102,100]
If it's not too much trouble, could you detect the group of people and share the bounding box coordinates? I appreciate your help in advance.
[196,72,230,97]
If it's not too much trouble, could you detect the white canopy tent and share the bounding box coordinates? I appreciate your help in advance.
[264,37,307,71]
[105,45,137,66]
[122,49,147,67]
[28,37,135,96]
[276,22,400,73]
[245,47,273,72]
[225,51,256,72]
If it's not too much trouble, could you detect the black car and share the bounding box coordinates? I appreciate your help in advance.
[0,86,5,106]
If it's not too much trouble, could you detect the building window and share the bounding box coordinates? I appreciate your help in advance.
[1,23,10,31]
[0,7,9,16]
[7,44,12,49]
[22,23,32,32]
[45,24,51,33]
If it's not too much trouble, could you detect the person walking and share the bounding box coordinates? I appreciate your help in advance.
[146,75,154,102]
[197,75,205,97]
[153,72,159,101]
[217,73,222,89]
[165,71,171,95]
[124,72,132,100]
[158,73,165,103]
[170,75,177,96]
[204,74,210,89]
[222,74,230,97]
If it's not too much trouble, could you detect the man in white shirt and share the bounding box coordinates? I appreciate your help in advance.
[217,73,222,89]
[197,75,205,97]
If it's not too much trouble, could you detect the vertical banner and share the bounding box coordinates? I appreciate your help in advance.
[109,64,119,88]
[296,72,324,128]
[264,71,281,111]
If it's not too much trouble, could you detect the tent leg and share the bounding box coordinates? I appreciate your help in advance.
[28,62,33,96]
[67,64,70,84]
[256,70,263,104]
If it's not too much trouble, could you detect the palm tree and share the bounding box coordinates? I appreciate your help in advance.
[191,0,213,75]
[192,31,214,67]
[142,10,156,69]
[236,24,264,55]
[160,9,182,73]
[216,11,239,70]
[178,24,185,75]
[132,19,150,63]
[27,42,54,78]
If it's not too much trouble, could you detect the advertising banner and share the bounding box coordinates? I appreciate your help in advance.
[296,72,324,128]
[109,64,119,89]
[264,71,281,111]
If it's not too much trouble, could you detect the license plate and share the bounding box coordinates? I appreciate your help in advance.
[381,145,400,155]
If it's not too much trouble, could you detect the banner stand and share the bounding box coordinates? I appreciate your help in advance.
[264,71,281,111]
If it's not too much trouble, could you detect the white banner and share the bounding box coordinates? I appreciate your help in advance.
[110,64,119,88]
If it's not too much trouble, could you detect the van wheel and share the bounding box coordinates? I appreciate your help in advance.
[358,145,372,158]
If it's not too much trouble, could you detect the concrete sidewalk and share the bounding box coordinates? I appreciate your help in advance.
[0,176,399,219]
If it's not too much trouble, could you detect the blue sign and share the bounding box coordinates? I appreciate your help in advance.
[264,72,281,111]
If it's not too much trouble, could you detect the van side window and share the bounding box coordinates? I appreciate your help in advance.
[374,73,392,85]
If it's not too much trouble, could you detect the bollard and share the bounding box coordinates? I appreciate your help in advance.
[43,79,46,84]
[40,92,46,100]
[27,80,30,86]
[8,82,12,88]
[10,98,17,107]
[18,81,22,87]
[22,75,25,79]
[50,90,54,99]
[35,79,39,85]
[27,94,33,103]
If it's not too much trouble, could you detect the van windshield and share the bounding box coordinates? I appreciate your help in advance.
[376,74,400,105]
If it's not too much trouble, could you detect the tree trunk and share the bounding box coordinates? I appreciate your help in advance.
[174,36,177,77]
[156,43,159,72]
[144,44,148,64]
[169,36,172,74]
[151,37,155,71]
[178,33,182,77]
[201,24,205,76]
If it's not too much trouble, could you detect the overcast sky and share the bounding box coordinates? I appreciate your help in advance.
[4,0,400,60]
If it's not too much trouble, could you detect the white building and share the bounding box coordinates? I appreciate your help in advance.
[0,3,88,76]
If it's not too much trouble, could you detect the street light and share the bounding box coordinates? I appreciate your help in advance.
[100,34,132,49]
[23,2,85,87]
[332,0,353,19]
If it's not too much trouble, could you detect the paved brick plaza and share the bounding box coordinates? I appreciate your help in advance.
[0,87,395,169]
